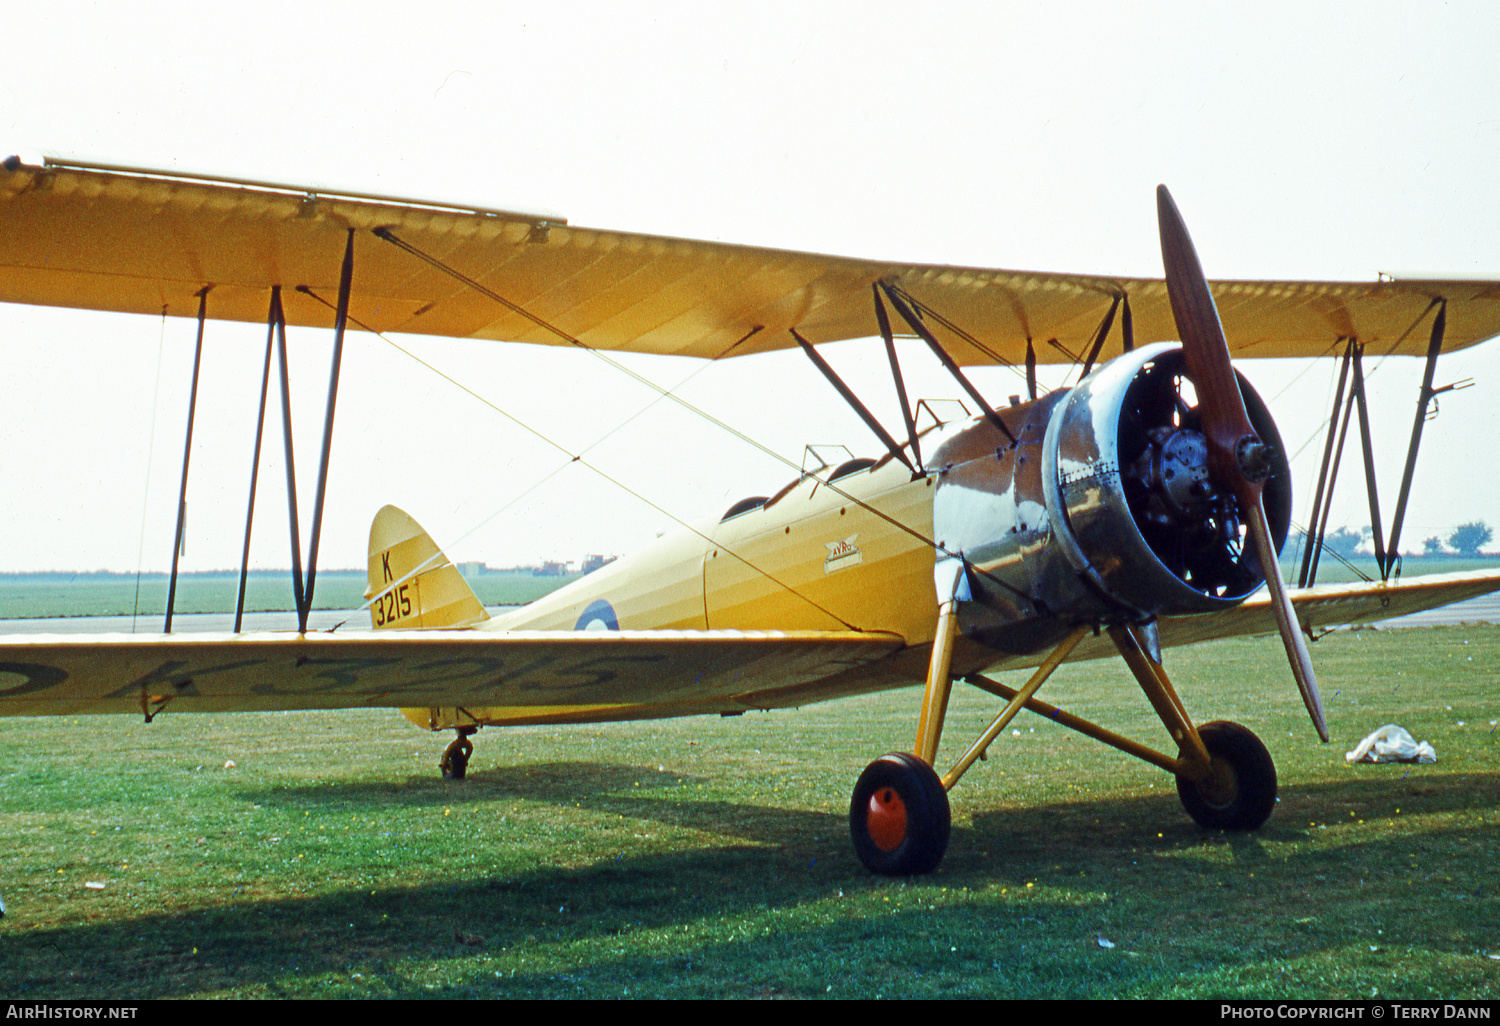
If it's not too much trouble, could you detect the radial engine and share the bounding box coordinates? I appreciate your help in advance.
[929,342,1290,651]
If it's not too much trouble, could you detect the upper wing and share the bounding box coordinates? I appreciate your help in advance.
[4,156,1498,364]
[0,628,904,722]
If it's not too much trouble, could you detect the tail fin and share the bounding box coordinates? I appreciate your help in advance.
[365,505,490,629]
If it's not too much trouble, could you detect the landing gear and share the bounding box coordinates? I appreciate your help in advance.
[849,753,951,876]
[1176,721,1277,830]
[844,619,1281,874]
[441,726,478,780]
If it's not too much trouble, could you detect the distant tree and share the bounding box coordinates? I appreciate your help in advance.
[1322,526,1369,559]
[1423,535,1445,555]
[1448,521,1493,557]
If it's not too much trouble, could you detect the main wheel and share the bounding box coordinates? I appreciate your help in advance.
[850,752,951,875]
[1176,721,1277,830]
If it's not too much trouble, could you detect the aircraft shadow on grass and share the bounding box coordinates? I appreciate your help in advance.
[238,760,842,850]
[212,761,1500,877]
[234,759,1500,847]
[4,770,1494,998]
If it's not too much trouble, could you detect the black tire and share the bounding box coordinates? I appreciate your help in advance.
[1176,721,1277,830]
[441,736,473,780]
[850,752,951,875]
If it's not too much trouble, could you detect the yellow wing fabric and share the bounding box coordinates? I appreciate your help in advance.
[971,569,1500,674]
[0,629,904,724]
[3,157,1498,364]
[1161,568,1500,649]
[1,572,1493,722]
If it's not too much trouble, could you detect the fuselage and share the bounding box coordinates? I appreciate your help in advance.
[485,443,946,647]
[405,342,1291,729]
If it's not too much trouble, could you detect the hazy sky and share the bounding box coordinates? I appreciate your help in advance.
[2,2,1498,574]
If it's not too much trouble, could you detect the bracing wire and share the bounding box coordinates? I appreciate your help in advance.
[1284,338,1349,465]
[369,231,1019,589]
[1284,518,1374,584]
[131,308,169,633]
[295,290,863,629]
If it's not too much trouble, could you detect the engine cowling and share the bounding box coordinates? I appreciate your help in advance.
[930,342,1290,648]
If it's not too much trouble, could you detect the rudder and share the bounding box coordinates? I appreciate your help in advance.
[365,505,490,628]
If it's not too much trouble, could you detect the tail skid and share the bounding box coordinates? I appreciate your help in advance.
[365,505,490,629]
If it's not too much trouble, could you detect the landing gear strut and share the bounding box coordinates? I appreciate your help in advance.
[441,726,478,780]
[847,620,1286,874]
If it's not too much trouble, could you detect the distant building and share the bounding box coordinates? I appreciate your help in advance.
[581,554,618,575]
[534,560,572,577]
[456,561,487,580]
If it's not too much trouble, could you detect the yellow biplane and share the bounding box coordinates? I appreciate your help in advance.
[3,155,1499,875]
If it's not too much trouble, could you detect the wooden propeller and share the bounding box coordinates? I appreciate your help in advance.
[1156,185,1329,742]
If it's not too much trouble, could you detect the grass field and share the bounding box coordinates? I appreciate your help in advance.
[0,570,580,620]
[1,625,1497,998]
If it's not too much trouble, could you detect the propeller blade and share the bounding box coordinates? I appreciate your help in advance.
[1156,185,1328,742]
[1156,186,1257,485]
[1246,496,1330,741]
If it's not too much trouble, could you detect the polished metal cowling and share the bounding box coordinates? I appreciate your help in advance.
[1043,342,1290,618]
[931,343,1291,651]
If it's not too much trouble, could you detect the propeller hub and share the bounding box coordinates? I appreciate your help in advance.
[1234,436,1277,483]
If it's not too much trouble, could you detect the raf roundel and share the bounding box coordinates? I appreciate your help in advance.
[574,599,620,632]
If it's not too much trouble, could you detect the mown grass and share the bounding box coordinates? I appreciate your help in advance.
[0,626,1497,998]
[0,570,578,619]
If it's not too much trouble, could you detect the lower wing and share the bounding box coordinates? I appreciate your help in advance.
[969,568,1500,673]
[0,629,904,722]
[2,569,1493,722]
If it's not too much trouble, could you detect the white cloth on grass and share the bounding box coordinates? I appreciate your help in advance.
[1344,724,1436,764]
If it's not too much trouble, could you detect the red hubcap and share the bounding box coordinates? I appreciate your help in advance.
[867,786,908,852]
